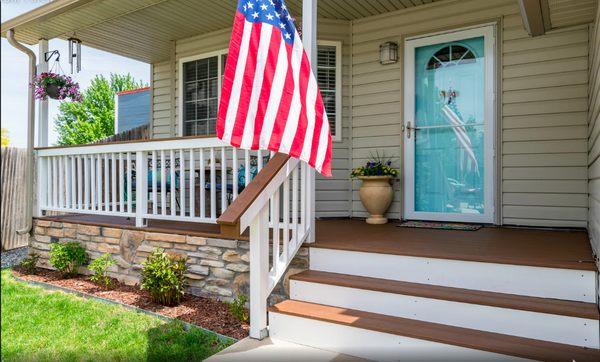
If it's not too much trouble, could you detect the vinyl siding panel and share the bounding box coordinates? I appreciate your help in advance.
[151,19,352,217]
[351,0,592,226]
[588,6,600,267]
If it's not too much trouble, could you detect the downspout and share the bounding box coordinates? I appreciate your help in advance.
[7,29,37,235]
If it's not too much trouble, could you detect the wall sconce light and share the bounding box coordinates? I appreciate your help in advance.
[379,41,398,65]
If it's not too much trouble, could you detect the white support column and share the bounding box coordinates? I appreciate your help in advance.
[37,39,49,147]
[249,204,269,340]
[302,0,317,243]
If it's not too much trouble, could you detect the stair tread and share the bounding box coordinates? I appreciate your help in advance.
[291,270,600,320]
[269,300,600,362]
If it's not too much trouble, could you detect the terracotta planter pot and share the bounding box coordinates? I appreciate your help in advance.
[358,176,394,225]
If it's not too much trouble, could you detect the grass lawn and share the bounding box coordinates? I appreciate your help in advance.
[1,270,232,361]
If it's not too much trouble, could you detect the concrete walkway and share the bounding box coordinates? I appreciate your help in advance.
[207,337,368,362]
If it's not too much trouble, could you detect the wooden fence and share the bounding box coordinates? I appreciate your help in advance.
[93,124,150,144]
[1,147,28,250]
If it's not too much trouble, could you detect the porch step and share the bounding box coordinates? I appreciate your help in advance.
[309,247,597,302]
[268,300,600,362]
[290,270,600,348]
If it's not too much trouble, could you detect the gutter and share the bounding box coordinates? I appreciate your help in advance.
[6,29,36,235]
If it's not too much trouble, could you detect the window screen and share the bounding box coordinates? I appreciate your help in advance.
[317,45,338,138]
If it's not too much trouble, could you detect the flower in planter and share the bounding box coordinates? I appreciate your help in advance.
[350,152,399,179]
[31,72,82,101]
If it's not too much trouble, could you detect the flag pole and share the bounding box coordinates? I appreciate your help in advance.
[302,0,317,243]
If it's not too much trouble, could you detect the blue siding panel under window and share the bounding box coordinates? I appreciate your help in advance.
[117,90,151,132]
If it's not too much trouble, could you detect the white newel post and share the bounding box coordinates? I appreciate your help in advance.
[303,0,317,243]
[249,203,270,339]
[135,151,148,227]
[37,39,49,147]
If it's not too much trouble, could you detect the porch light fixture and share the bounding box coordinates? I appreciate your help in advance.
[379,41,398,65]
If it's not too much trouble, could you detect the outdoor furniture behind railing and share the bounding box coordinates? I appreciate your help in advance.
[35,137,269,226]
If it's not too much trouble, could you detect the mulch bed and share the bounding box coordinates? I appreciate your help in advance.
[11,267,249,340]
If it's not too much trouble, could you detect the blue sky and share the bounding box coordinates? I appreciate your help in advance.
[1,0,150,147]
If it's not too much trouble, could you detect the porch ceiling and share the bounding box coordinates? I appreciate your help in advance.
[0,0,442,63]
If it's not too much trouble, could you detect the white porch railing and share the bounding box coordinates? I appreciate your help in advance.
[35,137,270,226]
[218,154,312,339]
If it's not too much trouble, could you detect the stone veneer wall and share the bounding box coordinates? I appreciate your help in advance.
[30,219,309,303]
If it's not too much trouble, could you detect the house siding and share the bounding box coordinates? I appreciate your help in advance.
[150,20,352,217]
[589,6,600,263]
[350,0,591,226]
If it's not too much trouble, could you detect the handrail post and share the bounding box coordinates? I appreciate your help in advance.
[135,151,148,227]
[249,204,269,340]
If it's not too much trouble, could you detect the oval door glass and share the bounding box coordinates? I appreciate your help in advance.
[414,37,485,215]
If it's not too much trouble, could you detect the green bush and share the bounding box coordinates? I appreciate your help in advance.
[89,253,116,288]
[229,294,249,323]
[20,252,40,274]
[141,248,187,306]
[49,241,88,278]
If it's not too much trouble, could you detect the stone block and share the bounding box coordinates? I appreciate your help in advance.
[34,226,46,235]
[103,237,120,245]
[198,246,223,256]
[200,260,224,268]
[186,236,207,245]
[46,228,64,238]
[240,252,250,262]
[35,235,51,243]
[233,273,249,295]
[78,225,101,236]
[188,251,219,260]
[62,223,77,229]
[63,228,77,238]
[172,244,197,251]
[145,232,186,243]
[102,228,123,238]
[97,243,120,254]
[147,241,172,249]
[207,238,237,249]
[205,285,232,297]
[31,241,50,251]
[226,263,250,272]
[185,273,205,280]
[222,250,241,262]
[188,279,206,288]
[188,265,209,276]
[206,278,230,287]
[136,244,155,253]
[50,222,63,228]
[36,220,52,227]
[211,267,234,279]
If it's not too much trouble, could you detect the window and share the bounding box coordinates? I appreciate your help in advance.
[180,53,226,136]
[426,44,476,70]
[179,43,341,140]
[317,42,342,141]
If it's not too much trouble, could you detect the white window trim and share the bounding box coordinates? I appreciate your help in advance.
[318,40,342,142]
[177,42,342,141]
[177,49,228,137]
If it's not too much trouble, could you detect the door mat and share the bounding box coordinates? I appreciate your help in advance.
[398,221,482,231]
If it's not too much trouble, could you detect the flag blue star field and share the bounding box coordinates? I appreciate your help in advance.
[217,0,332,176]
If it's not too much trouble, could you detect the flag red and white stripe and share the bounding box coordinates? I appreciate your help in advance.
[217,0,332,176]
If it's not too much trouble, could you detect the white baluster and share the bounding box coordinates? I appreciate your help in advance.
[90,155,96,211]
[200,148,206,219]
[97,154,103,211]
[47,157,52,209]
[104,154,109,211]
[189,148,195,218]
[283,177,290,261]
[111,153,117,212]
[170,149,176,216]
[135,151,148,227]
[232,149,238,199]
[245,149,250,189]
[84,156,90,210]
[127,152,132,214]
[210,148,216,220]
[160,150,166,215]
[179,149,185,217]
[58,156,64,208]
[119,153,124,212]
[152,151,157,215]
[249,203,269,340]
[271,190,280,275]
[221,147,226,214]
[292,166,299,248]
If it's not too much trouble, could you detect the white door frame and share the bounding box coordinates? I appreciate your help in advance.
[403,25,496,223]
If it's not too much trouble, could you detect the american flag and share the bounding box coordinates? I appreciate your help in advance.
[217,0,332,177]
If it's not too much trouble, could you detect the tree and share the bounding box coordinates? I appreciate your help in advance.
[1,128,9,147]
[54,74,146,145]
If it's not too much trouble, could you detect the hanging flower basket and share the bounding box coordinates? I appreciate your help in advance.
[31,72,82,101]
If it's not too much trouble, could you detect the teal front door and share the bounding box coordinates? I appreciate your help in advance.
[404,26,495,223]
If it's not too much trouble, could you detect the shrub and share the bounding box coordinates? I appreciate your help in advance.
[229,294,249,323]
[49,241,88,278]
[89,253,116,288]
[141,248,187,306]
[20,252,40,274]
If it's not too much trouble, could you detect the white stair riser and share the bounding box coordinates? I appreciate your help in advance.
[310,248,597,302]
[269,312,526,362]
[291,280,600,348]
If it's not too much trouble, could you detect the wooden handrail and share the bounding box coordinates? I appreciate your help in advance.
[217,152,290,237]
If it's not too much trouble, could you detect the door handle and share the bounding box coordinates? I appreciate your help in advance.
[405,122,415,139]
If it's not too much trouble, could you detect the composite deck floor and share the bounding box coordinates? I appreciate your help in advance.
[40,215,596,271]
